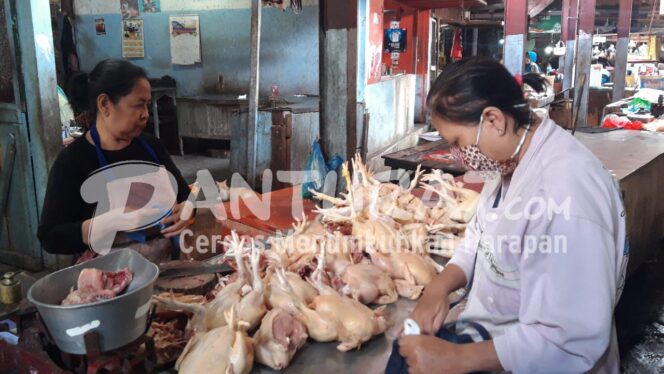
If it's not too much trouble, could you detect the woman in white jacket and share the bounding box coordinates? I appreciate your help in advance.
[398,58,628,373]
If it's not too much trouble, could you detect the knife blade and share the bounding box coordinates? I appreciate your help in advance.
[159,262,235,279]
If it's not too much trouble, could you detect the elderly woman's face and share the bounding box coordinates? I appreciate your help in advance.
[105,78,151,140]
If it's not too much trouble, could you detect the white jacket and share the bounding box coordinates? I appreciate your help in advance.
[449,117,628,373]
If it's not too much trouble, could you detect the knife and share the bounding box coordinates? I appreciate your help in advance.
[159,262,235,279]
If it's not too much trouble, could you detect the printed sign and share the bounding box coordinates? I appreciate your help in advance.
[95,18,106,35]
[122,19,145,58]
[384,28,407,53]
[170,15,201,65]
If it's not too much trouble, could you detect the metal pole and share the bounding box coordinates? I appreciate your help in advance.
[573,0,596,128]
[503,0,528,77]
[247,0,262,187]
[562,0,578,97]
[472,28,478,56]
[613,0,633,102]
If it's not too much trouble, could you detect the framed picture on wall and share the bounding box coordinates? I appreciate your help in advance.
[139,0,160,13]
[95,18,106,35]
[120,0,140,19]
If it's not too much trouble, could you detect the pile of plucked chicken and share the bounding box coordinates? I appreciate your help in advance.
[152,155,480,373]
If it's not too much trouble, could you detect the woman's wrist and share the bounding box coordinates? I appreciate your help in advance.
[427,263,467,298]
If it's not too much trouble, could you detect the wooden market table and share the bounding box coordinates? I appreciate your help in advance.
[382,140,466,175]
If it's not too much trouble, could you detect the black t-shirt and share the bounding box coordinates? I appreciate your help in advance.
[37,133,190,255]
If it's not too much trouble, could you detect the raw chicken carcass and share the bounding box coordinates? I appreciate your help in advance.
[332,261,398,305]
[265,268,318,311]
[369,251,440,300]
[253,308,308,370]
[279,268,388,351]
[151,299,254,374]
[202,234,267,330]
[421,169,480,225]
[62,268,133,305]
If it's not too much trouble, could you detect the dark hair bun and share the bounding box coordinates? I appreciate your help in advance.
[66,59,148,117]
[427,57,540,129]
[522,73,548,94]
[67,72,90,115]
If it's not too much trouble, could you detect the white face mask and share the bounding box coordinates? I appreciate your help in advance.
[450,113,531,175]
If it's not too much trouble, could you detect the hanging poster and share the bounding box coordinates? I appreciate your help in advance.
[367,0,383,84]
[95,18,106,35]
[169,15,201,65]
[122,19,145,58]
[120,0,140,19]
[384,28,407,53]
[139,0,160,13]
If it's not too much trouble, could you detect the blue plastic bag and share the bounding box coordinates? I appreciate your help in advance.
[302,141,327,198]
[302,141,343,199]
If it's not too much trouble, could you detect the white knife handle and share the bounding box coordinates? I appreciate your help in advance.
[403,318,421,336]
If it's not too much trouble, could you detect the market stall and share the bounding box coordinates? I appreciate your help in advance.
[1,156,484,373]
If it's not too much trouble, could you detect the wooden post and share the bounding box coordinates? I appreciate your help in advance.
[612,0,633,102]
[319,0,358,162]
[573,0,596,128]
[247,0,262,187]
[562,0,578,97]
[472,28,478,56]
[503,0,528,77]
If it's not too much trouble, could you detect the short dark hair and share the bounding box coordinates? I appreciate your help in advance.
[67,59,148,116]
[426,57,547,130]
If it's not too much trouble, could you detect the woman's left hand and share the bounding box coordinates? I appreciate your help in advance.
[160,201,195,238]
[398,335,464,374]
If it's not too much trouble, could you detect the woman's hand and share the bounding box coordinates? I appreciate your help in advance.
[408,264,468,335]
[410,290,450,336]
[399,335,464,374]
[160,201,195,238]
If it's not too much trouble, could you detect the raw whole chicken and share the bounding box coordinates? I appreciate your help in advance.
[268,216,360,278]
[369,252,440,300]
[265,268,318,311]
[155,233,267,332]
[253,308,308,370]
[278,268,388,351]
[202,235,267,330]
[151,299,254,374]
[312,155,429,226]
[421,169,480,225]
[268,215,326,262]
[332,261,398,305]
[61,268,133,305]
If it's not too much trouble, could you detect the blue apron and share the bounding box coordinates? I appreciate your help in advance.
[90,123,179,255]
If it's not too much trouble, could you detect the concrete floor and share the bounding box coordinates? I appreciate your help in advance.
[171,155,232,184]
[616,246,664,372]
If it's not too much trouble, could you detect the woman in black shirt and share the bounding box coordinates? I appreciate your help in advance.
[38,59,192,263]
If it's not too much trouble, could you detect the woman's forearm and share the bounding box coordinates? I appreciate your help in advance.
[458,341,503,373]
[81,210,125,245]
[81,218,92,245]
[423,263,468,299]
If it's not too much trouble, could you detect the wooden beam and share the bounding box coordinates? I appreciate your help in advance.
[399,0,486,9]
[528,0,555,17]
